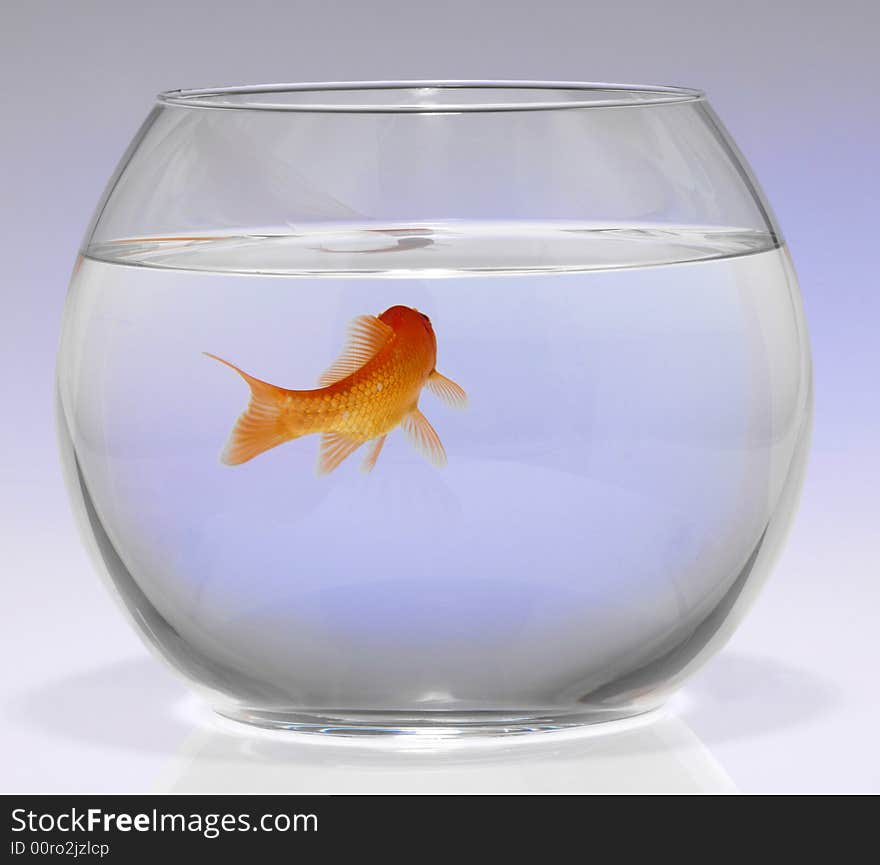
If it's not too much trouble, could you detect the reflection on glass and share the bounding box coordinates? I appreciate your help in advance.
[158,708,737,794]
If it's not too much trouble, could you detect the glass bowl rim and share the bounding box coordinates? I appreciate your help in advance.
[156,80,705,113]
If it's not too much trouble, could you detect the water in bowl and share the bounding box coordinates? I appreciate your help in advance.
[57,223,809,729]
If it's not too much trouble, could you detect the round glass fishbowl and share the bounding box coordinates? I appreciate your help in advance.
[57,82,811,735]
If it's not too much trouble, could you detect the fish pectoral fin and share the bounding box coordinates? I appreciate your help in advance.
[426,370,468,410]
[361,435,387,473]
[317,315,395,386]
[317,432,363,475]
[401,409,447,468]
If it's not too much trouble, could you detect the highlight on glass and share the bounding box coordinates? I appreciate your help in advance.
[57,82,812,734]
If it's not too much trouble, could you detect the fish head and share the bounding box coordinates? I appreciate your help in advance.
[380,305,435,340]
[379,306,437,372]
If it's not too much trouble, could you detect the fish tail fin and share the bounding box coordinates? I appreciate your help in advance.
[204,353,294,465]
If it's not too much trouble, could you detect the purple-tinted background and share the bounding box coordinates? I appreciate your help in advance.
[2,0,877,792]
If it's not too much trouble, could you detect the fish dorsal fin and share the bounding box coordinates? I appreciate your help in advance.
[426,370,468,410]
[401,408,447,468]
[317,432,363,475]
[318,315,394,387]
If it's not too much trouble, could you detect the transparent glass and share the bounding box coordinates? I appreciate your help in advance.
[57,82,811,735]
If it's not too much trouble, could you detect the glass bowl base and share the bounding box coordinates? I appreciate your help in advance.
[214,705,663,738]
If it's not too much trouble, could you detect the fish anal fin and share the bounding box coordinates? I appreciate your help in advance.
[401,408,447,468]
[318,315,394,387]
[361,435,387,473]
[426,370,468,410]
[317,432,363,475]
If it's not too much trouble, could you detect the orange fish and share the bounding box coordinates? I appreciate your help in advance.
[207,305,467,474]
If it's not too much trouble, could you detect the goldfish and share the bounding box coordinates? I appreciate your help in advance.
[207,305,467,474]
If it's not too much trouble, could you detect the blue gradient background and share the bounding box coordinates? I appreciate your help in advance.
[1,0,877,792]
